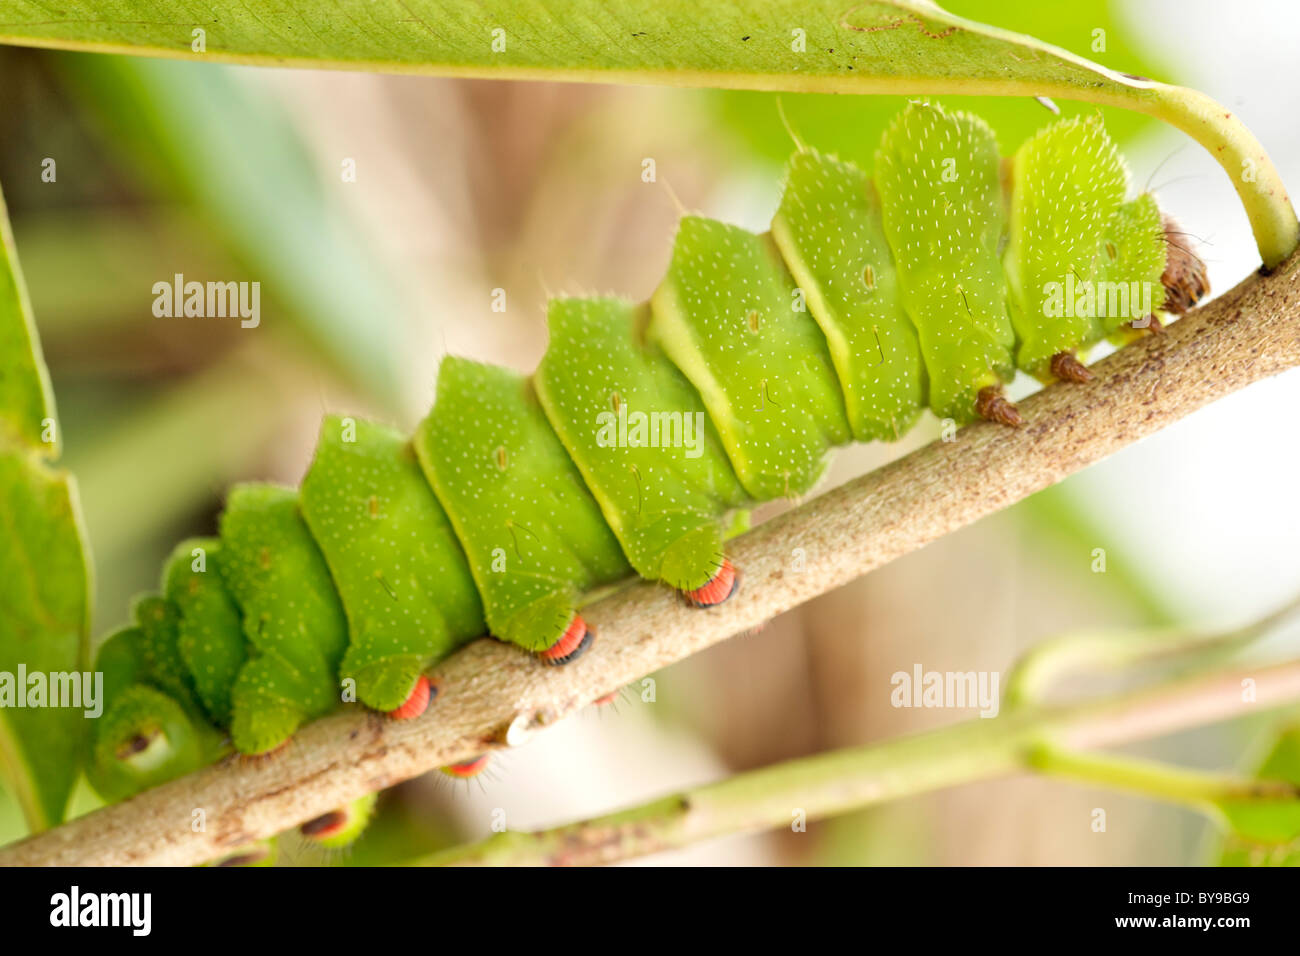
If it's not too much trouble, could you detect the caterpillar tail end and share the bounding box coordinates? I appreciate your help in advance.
[538,614,594,667]
[441,754,491,778]
[683,558,739,608]
[1049,351,1093,384]
[975,386,1024,428]
[386,675,435,721]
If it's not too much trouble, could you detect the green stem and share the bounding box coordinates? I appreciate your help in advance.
[1027,746,1297,812]
[413,656,1300,866]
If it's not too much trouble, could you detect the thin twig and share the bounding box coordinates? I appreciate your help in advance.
[1004,591,1300,708]
[416,658,1300,866]
[2,252,1298,866]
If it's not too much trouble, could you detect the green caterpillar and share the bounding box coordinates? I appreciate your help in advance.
[87,102,1206,818]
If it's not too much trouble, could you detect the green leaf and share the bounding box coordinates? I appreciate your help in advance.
[1216,721,1300,866]
[711,0,1169,168]
[0,181,92,832]
[0,457,91,831]
[0,188,57,455]
[0,0,1293,266]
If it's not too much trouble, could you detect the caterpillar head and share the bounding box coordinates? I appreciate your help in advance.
[87,685,204,803]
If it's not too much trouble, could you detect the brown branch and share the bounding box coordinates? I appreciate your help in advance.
[3,252,1299,866]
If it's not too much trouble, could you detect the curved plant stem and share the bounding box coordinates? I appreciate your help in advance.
[1005,592,1300,709]
[1,252,1298,866]
[415,657,1300,866]
[1027,747,1298,812]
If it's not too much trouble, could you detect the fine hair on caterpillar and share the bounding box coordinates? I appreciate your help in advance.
[86,102,1208,847]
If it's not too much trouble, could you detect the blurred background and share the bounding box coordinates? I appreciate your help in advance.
[1,0,1298,863]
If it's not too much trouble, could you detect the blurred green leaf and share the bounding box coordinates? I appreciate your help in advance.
[55,53,409,412]
[16,208,235,339]
[0,186,57,454]
[1016,482,1181,628]
[1217,721,1300,866]
[0,182,92,832]
[0,455,92,831]
[64,354,293,630]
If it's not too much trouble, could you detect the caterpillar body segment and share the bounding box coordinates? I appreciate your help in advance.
[413,358,631,657]
[165,537,246,726]
[534,297,749,594]
[300,415,484,713]
[771,148,926,444]
[649,216,852,500]
[217,483,349,754]
[87,105,1206,810]
[874,102,1017,424]
[1004,116,1129,379]
[1101,195,1170,345]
